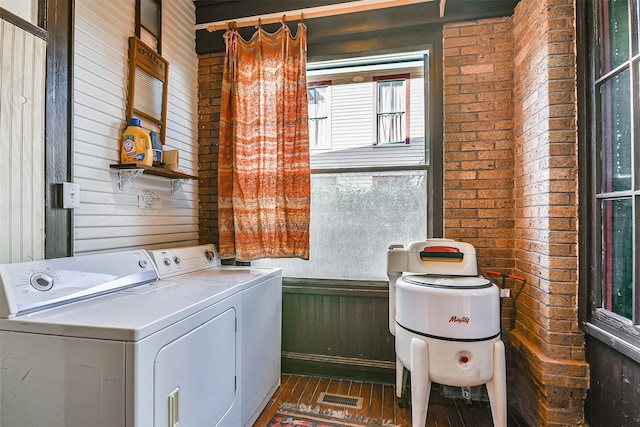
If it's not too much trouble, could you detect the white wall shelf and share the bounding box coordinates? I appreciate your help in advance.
[110,164,197,193]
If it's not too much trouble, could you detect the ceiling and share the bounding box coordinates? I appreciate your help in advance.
[194,0,520,24]
[193,0,521,56]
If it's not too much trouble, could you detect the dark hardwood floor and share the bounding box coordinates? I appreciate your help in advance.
[253,374,525,426]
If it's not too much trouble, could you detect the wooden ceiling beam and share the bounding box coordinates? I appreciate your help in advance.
[195,0,435,32]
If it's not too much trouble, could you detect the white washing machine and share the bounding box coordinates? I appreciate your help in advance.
[147,244,282,427]
[0,249,244,427]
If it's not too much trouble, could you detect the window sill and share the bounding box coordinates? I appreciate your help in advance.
[583,319,640,364]
[282,277,389,297]
[373,142,410,147]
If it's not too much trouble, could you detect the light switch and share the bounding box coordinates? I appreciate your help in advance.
[62,182,80,209]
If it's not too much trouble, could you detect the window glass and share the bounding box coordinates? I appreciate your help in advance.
[598,68,632,192]
[136,0,161,53]
[601,198,633,319]
[140,0,160,37]
[308,85,330,149]
[590,0,640,338]
[253,52,427,281]
[0,0,38,26]
[597,0,630,76]
[377,79,406,144]
[256,171,426,280]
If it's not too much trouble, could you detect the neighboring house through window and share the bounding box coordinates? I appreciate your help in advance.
[375,74,409,145]
[308,81,331,149]
[254,51,428,280]
[585,0,640,362]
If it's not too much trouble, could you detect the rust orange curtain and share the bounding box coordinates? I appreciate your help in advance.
[218,23,310,261]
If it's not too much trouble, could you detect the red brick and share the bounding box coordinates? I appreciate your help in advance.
[443,2,585,425]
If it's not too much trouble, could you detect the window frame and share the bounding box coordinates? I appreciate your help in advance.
[373,74,410,146]
[0,1,46,35]
[583,0,640,363]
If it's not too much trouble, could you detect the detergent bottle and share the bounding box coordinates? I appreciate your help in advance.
[120,118,153,166]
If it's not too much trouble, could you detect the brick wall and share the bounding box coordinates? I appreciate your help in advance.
[443,0,589,425]
[442,15,520,337]
[442,17,515,271]
[511,0,588,425]
[197,52,225,246]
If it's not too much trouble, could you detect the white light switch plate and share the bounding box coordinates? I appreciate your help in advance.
[62,182,80,209]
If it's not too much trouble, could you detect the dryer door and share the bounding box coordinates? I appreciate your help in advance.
[153,307,237,426]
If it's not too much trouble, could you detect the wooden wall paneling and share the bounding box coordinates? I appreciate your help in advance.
[73,0,199,254]
[586,336,640,426]
[621,355,640,422]
[24,25,46,260]
[281,279,395,383]
[0,19,46,263]
[160,0,199,197]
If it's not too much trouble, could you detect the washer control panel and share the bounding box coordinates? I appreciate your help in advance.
[0,250,158,318]
[148,244,221,279]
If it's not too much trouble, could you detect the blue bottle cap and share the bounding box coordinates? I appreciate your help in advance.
[128,118,141,127]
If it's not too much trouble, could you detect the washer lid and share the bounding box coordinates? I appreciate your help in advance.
[402,274,491,289]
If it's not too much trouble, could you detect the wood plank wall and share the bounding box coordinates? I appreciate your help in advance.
[586,336,640,426]
[73,0,199,255]
[281,278,396,383]
[0,19,46,263]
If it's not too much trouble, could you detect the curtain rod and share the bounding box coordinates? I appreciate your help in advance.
[195,0,444,32]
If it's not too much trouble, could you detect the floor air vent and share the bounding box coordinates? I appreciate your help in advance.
[318,392,363,409]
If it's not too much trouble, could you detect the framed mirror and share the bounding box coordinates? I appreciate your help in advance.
[126,36,169,144]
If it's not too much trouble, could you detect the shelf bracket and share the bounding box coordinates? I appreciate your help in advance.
[117,169,145,190]
[111,164,195,193]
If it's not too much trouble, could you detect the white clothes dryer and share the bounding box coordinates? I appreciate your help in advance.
[147,244,282,427]
[0,249,242,427]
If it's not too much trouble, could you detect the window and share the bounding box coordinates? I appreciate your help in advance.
[308,82,331,149]
[253,51,428,281]
[0,0,41,26]
[586,0,640,359]
[0,0,48,29]
[375,75,409,145]
[136,0,161,53]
